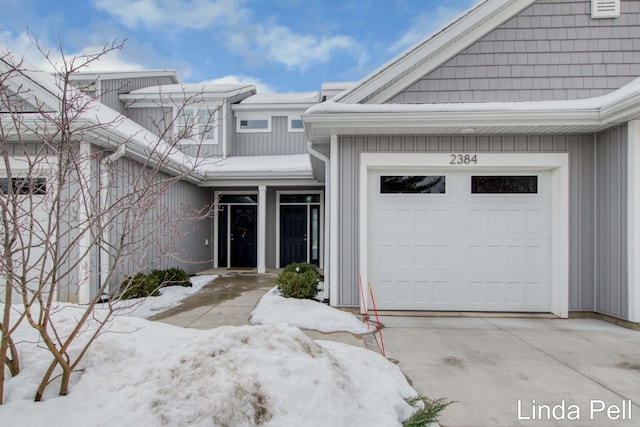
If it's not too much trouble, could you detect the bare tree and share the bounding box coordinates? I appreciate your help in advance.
[0,41,217,402]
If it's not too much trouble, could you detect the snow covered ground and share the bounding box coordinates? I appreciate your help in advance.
[96,274,218,319]
[0,277,422,426]
[250,287,374,334]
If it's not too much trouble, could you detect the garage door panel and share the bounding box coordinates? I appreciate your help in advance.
[369,170,552,313]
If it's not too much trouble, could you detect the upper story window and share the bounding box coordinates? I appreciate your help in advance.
[591,0,620,18]
[288,117,304,133]
[175,105,217,144]
[237,117,271,133]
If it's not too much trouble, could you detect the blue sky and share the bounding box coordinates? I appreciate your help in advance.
[0,0,477,93]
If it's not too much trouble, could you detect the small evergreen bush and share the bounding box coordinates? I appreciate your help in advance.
[402,396,454,427]
[276,262,320,299]
[147,267,191,290]
[118,273,159,300]
[117,268,191,300]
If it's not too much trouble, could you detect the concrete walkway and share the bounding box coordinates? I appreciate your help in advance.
[150,273,371,349]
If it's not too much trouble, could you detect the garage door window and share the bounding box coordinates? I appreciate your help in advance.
[471,176,537,194]
[380,176,445,194]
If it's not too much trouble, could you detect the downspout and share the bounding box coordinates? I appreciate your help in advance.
[307,140,331,303]
[99,144,126,299]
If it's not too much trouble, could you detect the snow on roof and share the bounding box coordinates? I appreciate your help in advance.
[306,76,640,116]
[239,91,321,105]
[128,82,255,95]
[199,154,312,177]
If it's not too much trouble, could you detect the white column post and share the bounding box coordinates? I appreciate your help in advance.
[78,142,92,304]
[258,185,267,274]
[329,135,339,306]
[628,120,640,322]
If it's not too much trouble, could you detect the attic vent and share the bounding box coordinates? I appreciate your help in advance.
[591,0,620,18]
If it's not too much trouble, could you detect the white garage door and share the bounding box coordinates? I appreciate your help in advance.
[368,170,551,312]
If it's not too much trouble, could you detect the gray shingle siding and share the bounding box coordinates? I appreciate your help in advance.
[390,0,640,103]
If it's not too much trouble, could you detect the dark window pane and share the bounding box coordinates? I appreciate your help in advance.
[290,119,303,129]
[239,119,269,129]
[219,194,258,204]
[280,194,320,203]
[471,176,538,194]
[0,177,47,195]
[380,176,446,194]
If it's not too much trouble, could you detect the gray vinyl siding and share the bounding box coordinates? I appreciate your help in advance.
[126,107,172,136]
[595,125,628,319]
[107,156,213,289]
[336,134,597,312]
[99,76,177,112]
[126,106,224,158]
[390,0,640,104]
[234,116,308,156]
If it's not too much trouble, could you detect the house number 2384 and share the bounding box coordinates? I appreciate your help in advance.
[450,154,478,165]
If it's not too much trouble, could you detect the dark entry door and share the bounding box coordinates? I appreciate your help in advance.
[230,205,257,267]
[280,205,307,267]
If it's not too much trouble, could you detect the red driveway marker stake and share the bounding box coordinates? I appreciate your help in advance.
[358,273,370,329]
[368,282,386,358]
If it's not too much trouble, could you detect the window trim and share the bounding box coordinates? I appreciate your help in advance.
[236,117,272,133]
[288,116,304,133]
[174,104,219,145]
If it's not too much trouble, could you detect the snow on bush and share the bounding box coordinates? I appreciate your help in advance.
[0,306,416,426]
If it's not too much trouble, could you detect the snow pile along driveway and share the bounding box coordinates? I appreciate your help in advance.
[250,287,373,334]
[0,306,418,426]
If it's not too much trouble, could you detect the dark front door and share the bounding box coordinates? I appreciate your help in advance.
[230,205,257,267]
[280,205,307,267]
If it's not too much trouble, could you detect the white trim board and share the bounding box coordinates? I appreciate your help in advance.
[358,152,570,317]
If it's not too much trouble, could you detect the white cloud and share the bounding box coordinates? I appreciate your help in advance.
[201,74,275,93]
[92,0,244,31]
[92,0,360,73]
[1,30,147,73]
[388,2,478,54]
[230,24,358,72]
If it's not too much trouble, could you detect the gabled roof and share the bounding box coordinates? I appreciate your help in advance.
[69,70,181,83]
[335,0,537,104]
[120,83,256,107]
[232,91,321,112]
[0,49,313,183]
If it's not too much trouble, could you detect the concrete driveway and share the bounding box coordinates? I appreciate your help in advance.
[378,316,640,427]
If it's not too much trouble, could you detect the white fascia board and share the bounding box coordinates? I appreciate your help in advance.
[303,109,604,136]
[198,178,320,187]
[232,104,315,113]
[337,0,536,104]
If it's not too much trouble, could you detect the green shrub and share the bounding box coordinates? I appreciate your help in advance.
[276,263,320,299]
[282,262,320,281]
[147,267,191,290]
[402,396,454,427]
[118,273,159,300]
[117,268,192,300]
